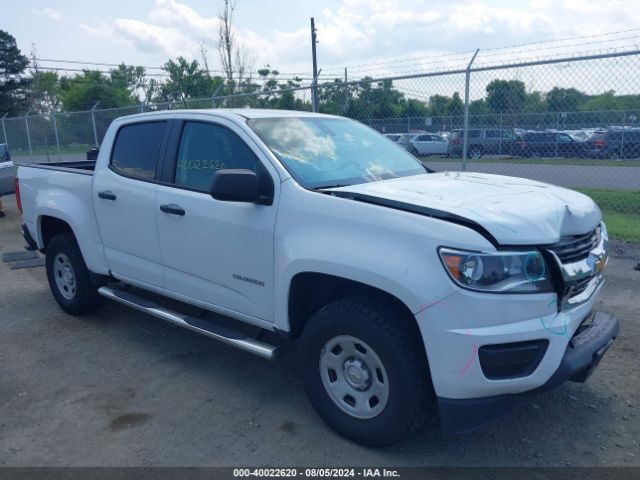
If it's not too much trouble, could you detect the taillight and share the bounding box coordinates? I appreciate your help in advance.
[594,139,605,147]
[518,141,528,149]
[14,177,22,213]
[452,138,460,145]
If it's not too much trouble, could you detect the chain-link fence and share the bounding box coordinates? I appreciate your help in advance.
[3,48,639,241]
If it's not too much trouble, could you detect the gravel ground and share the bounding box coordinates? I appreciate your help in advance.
[0,194,638,467]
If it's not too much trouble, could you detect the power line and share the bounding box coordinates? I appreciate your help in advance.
[33,65,319,82]
[33,57,314,77]
[322,27,640,76]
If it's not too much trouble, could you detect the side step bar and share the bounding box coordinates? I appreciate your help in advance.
[98,286,279,360]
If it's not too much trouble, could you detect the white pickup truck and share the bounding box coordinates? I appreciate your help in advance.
[16,109,618,446]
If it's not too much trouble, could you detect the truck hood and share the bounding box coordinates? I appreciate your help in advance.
[328,172,601,245]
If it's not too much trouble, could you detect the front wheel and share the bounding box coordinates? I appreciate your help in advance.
[46,233,103,316]
[300,296,435,446]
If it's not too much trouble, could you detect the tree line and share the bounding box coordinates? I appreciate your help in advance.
[2,29,640,123]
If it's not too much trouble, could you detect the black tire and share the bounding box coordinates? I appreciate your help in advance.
[46,233,103,316]
[608,150,621,160]
[469,146,482,161]
[299,296,435,446]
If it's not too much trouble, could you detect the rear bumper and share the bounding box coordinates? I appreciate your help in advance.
[438,310,619,434]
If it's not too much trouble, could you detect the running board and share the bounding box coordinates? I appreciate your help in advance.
[98,286,279,360]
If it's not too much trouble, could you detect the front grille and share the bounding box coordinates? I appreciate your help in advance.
[548,227,600,263]
[565,275,593,298]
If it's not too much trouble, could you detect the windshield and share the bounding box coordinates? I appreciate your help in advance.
[247,117,425,189]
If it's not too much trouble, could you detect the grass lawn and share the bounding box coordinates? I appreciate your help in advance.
[10,144,93,158]
[577,188,640,243]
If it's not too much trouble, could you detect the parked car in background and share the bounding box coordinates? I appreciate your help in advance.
[407,133,449,156]
[517,131,588,158]
[0,144,15,196]
[396,131,427,151]
[585,128,640,159]
[384,133,402,142]
[448,128,517,160]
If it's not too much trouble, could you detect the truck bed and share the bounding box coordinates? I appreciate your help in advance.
[22,160,96,175]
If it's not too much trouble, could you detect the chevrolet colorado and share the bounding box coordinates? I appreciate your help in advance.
[16,110,618,445]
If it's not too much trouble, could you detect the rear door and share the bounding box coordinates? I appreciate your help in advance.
[411,135,431,155]
[429,134,448,154]
[557,133,575,157]
[93,121,169,287]
[154,117,278,321]
[484,129,501,154]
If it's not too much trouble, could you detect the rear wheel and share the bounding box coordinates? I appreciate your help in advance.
[300,296,435,446]
[608,150,621,160]
[46,233,103,316]
[469,146,482,161]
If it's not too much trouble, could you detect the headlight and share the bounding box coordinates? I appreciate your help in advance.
[439,248,554,293]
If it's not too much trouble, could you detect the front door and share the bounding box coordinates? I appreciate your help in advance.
[155,118,278,321]
[93,120,168,287]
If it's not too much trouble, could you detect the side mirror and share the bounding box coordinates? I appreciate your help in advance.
[210,169,262,203]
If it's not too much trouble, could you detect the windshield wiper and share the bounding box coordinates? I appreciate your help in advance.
[313,183,352,190]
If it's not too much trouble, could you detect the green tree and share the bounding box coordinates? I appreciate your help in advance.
[428,94,450,116]
[0,30,29,114]
[485,79,526,114]
[27,70,60,113]
[109,64,145,92]
[60,70,137,110]
[159,57,222,102]
[447,92,464,116]
[469,99,490,115]
[546,87,587,112]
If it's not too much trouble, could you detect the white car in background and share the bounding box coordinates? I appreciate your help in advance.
[407,133,449,156]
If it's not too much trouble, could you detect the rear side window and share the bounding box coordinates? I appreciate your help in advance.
[467,130,482,138]
[111,122,166,180]
[501,130,514,139]
[485,130,500,138]
[174,121,261,192]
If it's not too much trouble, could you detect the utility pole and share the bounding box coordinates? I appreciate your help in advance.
[310,17,319,112]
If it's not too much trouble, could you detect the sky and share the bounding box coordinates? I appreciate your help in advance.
[3,0,640,89]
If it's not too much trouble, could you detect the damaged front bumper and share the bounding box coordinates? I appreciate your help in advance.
[437,310,619,434]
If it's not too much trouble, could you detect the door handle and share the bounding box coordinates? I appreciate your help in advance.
[160,204,186,216]
[98,190,116,201]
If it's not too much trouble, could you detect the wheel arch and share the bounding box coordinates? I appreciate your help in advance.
[287,272,419,341]
[38,215,75,251]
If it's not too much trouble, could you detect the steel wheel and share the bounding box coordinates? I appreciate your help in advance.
[53,252,77,300]
[319,335,389,419]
